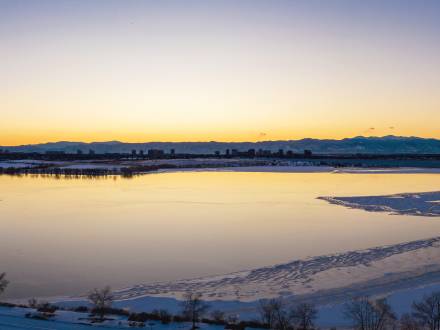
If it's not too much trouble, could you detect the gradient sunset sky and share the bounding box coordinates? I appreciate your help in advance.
[1,0,439,145]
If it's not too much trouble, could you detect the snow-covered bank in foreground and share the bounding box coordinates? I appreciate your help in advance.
[317,282,440,327]
[103,236,440,303]
[48,236,440,325]
[48,235,440,327]
[0,306,227,330]
[0,306,122,329]
[319,191,440,217]
[5,283,440,328]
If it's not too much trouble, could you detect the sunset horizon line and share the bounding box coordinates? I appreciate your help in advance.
[2,134,439,147]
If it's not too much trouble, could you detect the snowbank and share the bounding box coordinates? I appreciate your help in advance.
[48,236,440,326]
[319,191,440,217]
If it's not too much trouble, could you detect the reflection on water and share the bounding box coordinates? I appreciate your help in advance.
[1,172,440,299]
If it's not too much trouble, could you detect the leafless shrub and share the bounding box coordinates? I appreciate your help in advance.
[28,298,38,308]
[181,292,210,329]
[411,292,440,330]
[400,313,421,330]
[88,286,114,321]
[258,298,302,330]
[211,310,226,323]
[344,297,396,330]
[290,303,318,330]
[0,273,8,296]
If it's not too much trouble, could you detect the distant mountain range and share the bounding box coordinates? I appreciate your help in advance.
[2,136,440,154]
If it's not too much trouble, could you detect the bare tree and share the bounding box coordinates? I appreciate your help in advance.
[259,299,283,329]
[344,297,396,330]
[291,303,318,330]
[181,292,210,329]
[153,309,172,324]
[227,314,239,325]
[275,309,291,330]
[0,273,8,296]
[412,292,440,330]
[400,313,421,330]
[28,298,39,308]
[211,310,226,323]
[88,286,114,321]
[258,298,293,330]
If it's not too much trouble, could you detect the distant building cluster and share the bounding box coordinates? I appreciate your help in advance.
[1,148,314,159]
[118,148,313,159]
[223,148,312,158]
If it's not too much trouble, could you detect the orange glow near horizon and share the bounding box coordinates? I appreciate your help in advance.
[1,1,440,146]
[2,111,440,146]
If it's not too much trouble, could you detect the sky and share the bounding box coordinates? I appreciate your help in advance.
[1,0,439,145]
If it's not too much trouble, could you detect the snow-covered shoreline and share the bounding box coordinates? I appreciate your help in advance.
[105,236,440,303]
[153,166,440,175]
[152,165,335,174]
[319,191,440,217]
[2,158,440,175]
[40,235,440,320]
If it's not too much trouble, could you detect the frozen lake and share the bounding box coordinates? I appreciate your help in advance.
[1,171,440,299]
